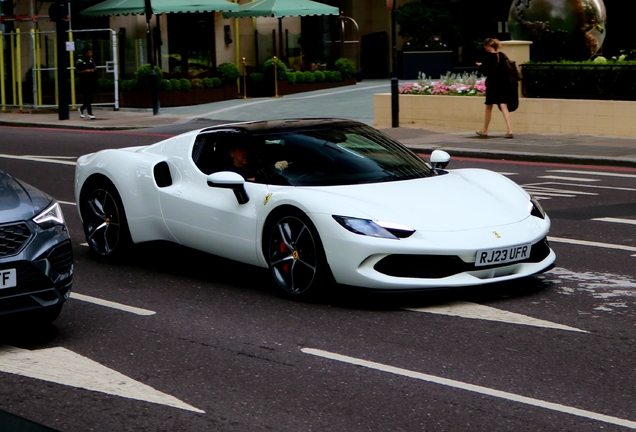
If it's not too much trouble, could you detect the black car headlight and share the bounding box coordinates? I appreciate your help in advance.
[528,196,546,219]
[333,216,415,239]
[33,202,66,230]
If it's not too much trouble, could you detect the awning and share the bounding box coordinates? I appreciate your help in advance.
[223,0,340,19]
[81,0,238,17]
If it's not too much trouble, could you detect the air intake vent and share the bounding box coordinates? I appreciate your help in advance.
[154,162,173,188]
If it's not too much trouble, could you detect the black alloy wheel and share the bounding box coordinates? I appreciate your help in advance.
[268,214,328,296]
[81,182,131,260]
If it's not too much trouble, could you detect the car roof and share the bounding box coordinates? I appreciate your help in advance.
[199,118,362,135]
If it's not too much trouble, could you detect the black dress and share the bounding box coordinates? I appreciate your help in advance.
[479,51,518,110]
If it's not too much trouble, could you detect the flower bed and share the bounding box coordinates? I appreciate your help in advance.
[399,72,486,97]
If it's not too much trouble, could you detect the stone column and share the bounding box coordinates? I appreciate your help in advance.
[500,40,532,98]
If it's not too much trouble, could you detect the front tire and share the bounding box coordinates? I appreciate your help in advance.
[80,180,132,261]
[267,213,332,297]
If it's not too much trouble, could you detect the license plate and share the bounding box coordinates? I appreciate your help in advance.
[475,244,531,267]
[0,269,17,289]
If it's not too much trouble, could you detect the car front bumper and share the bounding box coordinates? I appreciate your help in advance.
[0,222,73,317]
[312,213,555,290]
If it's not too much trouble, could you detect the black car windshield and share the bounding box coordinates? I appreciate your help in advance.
[251,124,432,186]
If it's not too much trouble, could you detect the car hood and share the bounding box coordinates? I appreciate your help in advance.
[305,169,531,232]
[0,170,52,223]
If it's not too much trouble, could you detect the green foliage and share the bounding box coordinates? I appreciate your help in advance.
[394,0,459,51]
[313,71,325,83]
[334,58,355,79]
[522,62,636,100]
[159,79,172,91]
[295,71,306,84]
[135,64,163,90]
[98,78,114,91]
[332,71,343,82]
[249,72,265,84]
[303,71,315,84]
[191,78,204,90]
[217,62,240,84]
[263,57,288,81]
[169,78,181,91]
[287,72,297,85]
[120,79,138,92]
[324,70,335,83]
[202,77,222,89]
[179,78,192,91]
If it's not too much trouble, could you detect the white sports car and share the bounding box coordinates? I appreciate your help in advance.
[74,119,555,296]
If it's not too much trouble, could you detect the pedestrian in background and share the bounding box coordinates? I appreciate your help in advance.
[475,38,516,138]
[76,47,98,120]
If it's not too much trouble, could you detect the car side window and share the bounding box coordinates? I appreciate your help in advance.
[192,133,237,175]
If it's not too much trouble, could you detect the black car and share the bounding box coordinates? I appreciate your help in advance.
[0,169,73,324]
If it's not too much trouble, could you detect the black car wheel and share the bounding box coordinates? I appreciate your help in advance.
[267,213,332,297]
[81,181,131,260]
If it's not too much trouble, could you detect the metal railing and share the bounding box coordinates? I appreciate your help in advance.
[0,28,119,111]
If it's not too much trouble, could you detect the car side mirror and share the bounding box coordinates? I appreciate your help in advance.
[207,172,250,204]
[430,149,451,172]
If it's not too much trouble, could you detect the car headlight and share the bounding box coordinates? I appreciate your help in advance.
[333,216,415,239]
[33,202,66,229]
[528,196,545,219]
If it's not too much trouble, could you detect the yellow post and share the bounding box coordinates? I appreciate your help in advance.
[242,57,248,99]
[32,29,42,107]
[69,30,76,108]
[234,0,240,84]
[273,56,279,98]
[0,32,6,111]
[11,32,16,106]
[16,29,23,111]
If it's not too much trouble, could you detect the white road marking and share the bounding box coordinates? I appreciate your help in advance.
[534,197,552,201]
[522,185,598,196]
[406,301,586,333]
[198,84,387,117]
[0,154,76,166]
[592,217,636,226]
[80,242,88,247]
[538,176,600,182]
[524,191,577,198]
[301,348,636,430]
[22,155,76,160]
[0,345,204,413]
[58,200,76,206]
[496,172,518,176]
[537,182,636,192]
[547,169,636,179]
[548,236,636,257]
[71,292,156,316]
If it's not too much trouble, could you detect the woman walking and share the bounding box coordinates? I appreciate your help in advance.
[475,38,516,138]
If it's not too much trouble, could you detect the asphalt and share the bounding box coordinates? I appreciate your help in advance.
[2,79,636,168]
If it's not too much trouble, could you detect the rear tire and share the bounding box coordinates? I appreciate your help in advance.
[266,212,333,298]
[80,179,132,262]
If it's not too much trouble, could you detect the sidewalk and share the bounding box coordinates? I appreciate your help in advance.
[2,79,636,168]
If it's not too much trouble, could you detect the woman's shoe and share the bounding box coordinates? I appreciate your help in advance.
[504,133,514,139]
[475,130,488,137]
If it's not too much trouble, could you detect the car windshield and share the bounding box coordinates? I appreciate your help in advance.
[251,124,432,186]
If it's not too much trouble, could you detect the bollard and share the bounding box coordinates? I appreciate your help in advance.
[151,69,159,115]
[242,57,248,99]
[273,56,279,98]
[391,76,399,128]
